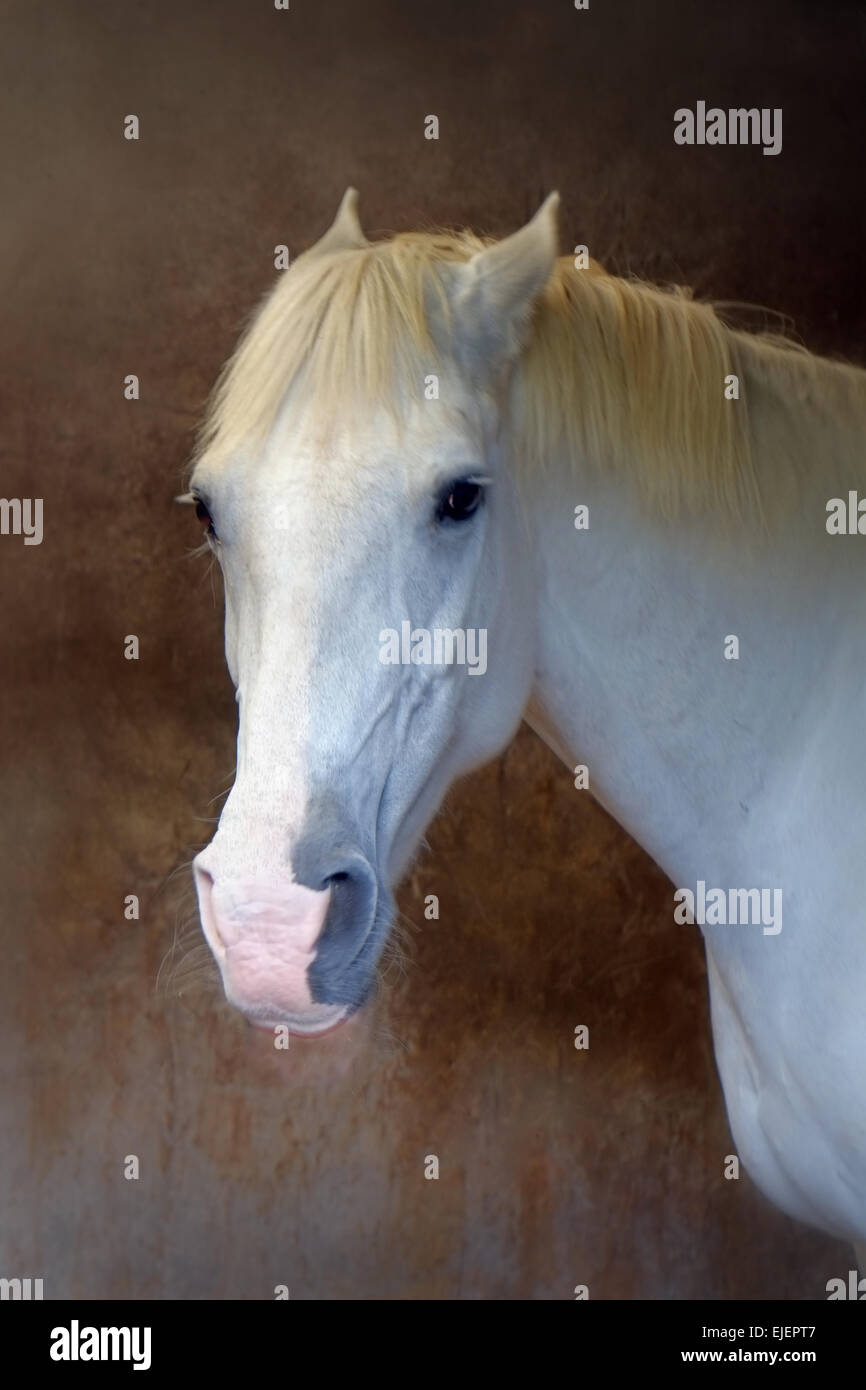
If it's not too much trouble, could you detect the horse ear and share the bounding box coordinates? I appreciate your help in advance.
[307,187,368,256]
[452,192,560,370]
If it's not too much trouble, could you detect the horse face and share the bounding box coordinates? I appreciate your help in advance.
[190,192,559,1034]
[190,396,534,1033]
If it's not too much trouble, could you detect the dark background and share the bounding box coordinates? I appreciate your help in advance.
[1,0,863,1298]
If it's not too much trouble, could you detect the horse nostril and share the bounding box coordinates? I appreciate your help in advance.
[323,869,352,892]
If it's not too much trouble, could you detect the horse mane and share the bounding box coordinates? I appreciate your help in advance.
[196,224,866,520]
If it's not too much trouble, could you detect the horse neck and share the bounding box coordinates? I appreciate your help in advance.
[521,344,866,894]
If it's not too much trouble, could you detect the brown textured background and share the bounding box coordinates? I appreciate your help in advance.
[1,0,863,1299]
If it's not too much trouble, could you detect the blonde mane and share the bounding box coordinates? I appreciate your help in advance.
[197,225,866,519]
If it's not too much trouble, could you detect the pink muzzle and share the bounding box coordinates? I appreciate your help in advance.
[194,867,349,1035]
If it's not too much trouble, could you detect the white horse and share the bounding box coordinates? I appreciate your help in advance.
[185,189,866,1268]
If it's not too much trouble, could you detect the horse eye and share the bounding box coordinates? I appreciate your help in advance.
[194,498,217,539]
[439,480,484,523]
